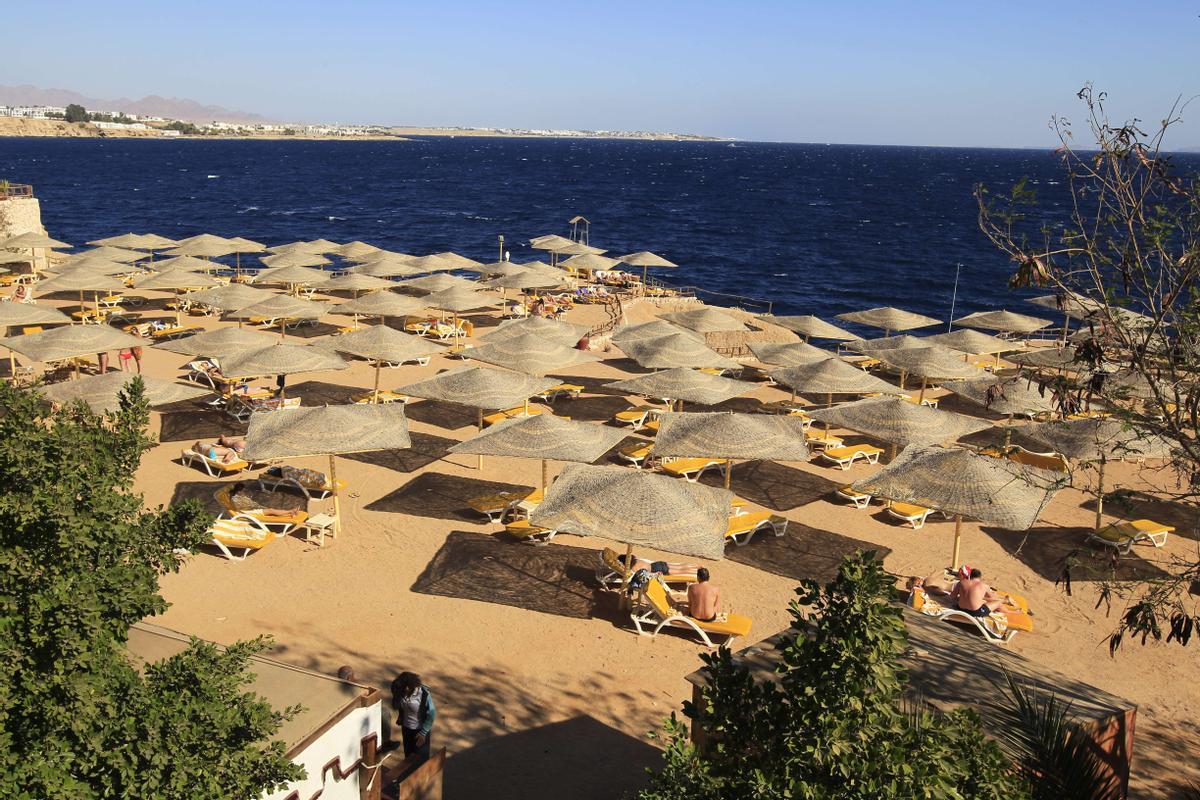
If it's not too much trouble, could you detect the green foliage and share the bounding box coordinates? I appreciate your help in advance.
[0,378,304,799]
[165,120,200,135]
[63,103,88,123]
[639,552,1025,800]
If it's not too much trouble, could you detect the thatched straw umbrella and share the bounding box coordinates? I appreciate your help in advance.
[332,241,382,260]
[618,251,676,287]
[153,326,278,360]
[618,332,740,371]
[530,463,733,560]
[332,291,426,325]
[1023,417,1175,530]
[424,287,491,347]
[484,316,590,346]
[180,283,274,317]
[163,236,237,259]
[253,264,332,295]
[853,444,1066,566]
[399,274,477,295]
[450,413,628,490]
[762,314,856,342]
[405,254,458,274]
[659,307,747,334]
[35,269,127,320]
[851,334,929,353]
[605,367,756,409]
[941,376,1059,445]
[652,411,810,488]
[132,270,223,325]
[229,295,330,338]
[242,403,411,538]
[954,309,1051,335]
[322,324,444,402]
[259,252,331,272]
[611,321,702,347]
[77,246,144,264]
[747,340,831,367]
[217,342,348,400]
[871,345,986,401]
[349,259,423,279]
[923,329,1025,368]
[38,372,209,413]
[1008,347,1078,370]
[0,303,71,375]
[836,306,941,336]
[0,324,144,377]
[769,357,901,407]
[807,397,993,458]
[148,255,218,273]
[463,332,599,376]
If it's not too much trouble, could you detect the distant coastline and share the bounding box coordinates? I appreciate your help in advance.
[0,117,725,143]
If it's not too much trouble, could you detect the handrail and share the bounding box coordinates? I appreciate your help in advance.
[0,183,34,200]
[643,275,773,315]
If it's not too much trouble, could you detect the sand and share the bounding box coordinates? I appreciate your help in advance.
[17,283,1198,799]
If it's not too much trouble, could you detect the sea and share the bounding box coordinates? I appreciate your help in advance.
[4,136,1198,329]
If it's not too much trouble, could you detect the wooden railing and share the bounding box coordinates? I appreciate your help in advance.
[0,183,33,200]
[589,295,624,337]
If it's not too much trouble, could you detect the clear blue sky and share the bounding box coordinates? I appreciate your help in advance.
[11,1,1199,147]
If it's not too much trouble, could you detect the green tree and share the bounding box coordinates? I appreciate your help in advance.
[165,120,200,134]
[63,103,88,123]
[976,86,1200,650]
[639,552,1024,800]
[0,378,304,799]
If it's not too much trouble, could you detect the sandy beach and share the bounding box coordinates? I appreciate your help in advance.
[12,280,1196,799]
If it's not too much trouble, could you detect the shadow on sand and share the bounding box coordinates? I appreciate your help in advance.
[366,472,535,523]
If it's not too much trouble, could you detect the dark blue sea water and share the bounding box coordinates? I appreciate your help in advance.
[4,137,1197,325]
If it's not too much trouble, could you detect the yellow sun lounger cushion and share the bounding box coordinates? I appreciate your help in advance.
[209,516,279,561]
[1087,519,1173,553]
[887,501,934,529]
[835,485,873,508]
[819,444,884,470]
[659,457,725,482]
[724,511,788,545]
[504,518,556,544]
[805,431,844,449]
[630,578,753,647]
[483,405,546,426]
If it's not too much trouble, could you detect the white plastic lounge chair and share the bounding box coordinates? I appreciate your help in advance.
[503,518,557,545]
[834,485,873,509]
[209,514,278,561]
[181,447,249,476]
[595,547,699,589]
[214,486,308,536]
[1086,519,1173,554]
[630,576,753,648]
[617,441,655,469]
[909,588,1033,645]
[659,457,726,483]
[805,431,844,450]
[465,490,530,523]
[257,469,344,501]
[724,511,788,546]
[887,501,933,529]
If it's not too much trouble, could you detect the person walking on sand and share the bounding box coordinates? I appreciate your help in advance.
[392,672,436,762]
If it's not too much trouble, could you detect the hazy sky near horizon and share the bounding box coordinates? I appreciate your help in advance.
[12,1,1200,147]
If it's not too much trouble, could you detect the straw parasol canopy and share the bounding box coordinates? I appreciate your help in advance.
[333,291,426,319]
[923,329,1023,356]
[659,307,748,334]
[954,309,1051,334]
[940,376,1059,418]
[227,237,267,253]
[851,334,929,353]
[467,260,528,277]
[1023,417,1173,463]
[35,270,126,294]
[872,345,986,400]
[323,323,445,400]
[180,283,273,312]
[605,367,757,407]
[399,366,559,419]
[89,233,178,250]
[529,464,734,560]
[399,274,477,295]
[39,373,210,413]
[0,251,32,265]
[253,264,331,285]
[133,270,222,291]
[2,232,72,249]
[770,357,901,399]
[77,246,143,264]
[555,242,606,257]
[217,342,348,382]
[163,237,236,259]
[0,324,145,363]
[424,286,490,313]
[332,241,382,259]
[561,253,622,272]
[484,316,590,346]
[619,251,675,268]
[1008,347,1078,370]
[267,241,314,254]
[748,340,831,366]
[150,255,219,273]
[611,320,701,347]
[242,403,411,538]
[349,259,423,279]
[229,294,330,322]
[652,410,811,488]
[852,445,1066,565]
[315,273,395,293]
[836,306,941,334]
[46,258,132,276]
[0,303,70,327]
[433,251,483,270]
[761,314,856,341]
[529,234,575,250]
[485,271,567,291]
[619,332,740,370]
[405,254,457,273]
[463,332,600,376]
[153,326,279,359]
[259,252,331,271]
[449,413,629,490]
[1028,291,1103,321]
[305,239,343,253]
[807,397,993,449]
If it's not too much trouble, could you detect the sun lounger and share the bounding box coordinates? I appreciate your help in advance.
[819,444,884,470]
[532,383,584,403]
[208,514,279,561]
[466,491,530,523]
[257,469,344,500]
[805,431,844,450]
[352,389,409,404]
[909,587,1034,645]
[835,485,873,509]
[595,547,698,589]
[225,394,301,423]
[181,447,250,476]
[630,577,753,648]
[659,457,726,483]
[887,501,934,529]
[1087,518,1174,554]
[150,325,204,341]
[214,486,308,535]
[503,517,557,545]
[980,445,1069,473]
[617,441,655,469]
[614,405,656,429]
[724,510,788,546]
[482,405,546,426]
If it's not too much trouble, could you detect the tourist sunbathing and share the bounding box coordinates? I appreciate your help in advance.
[228,482,295,519]
[217,434,247,453]
[194,441,241,464]
[616,552,698,577]
[949,568,1019,617]
[264,463,328,487]
[684,568,721,622]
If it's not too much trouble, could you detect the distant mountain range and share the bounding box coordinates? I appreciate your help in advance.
[0,84,269,124]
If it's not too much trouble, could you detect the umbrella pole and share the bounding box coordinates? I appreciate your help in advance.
[175,291,182,327]
[541,459,548,492]
[620,541,635,611]
[790,388,796,403]
[477,409,484,470]
[373,360,382,403]
[1004,413,1013,448]
[899,370,907,391]
[329,455,341,539]
[1094,457,1107,532]
[918,378,928,404]
[951,514,963,568]
[279,319,287,340]
[724,459,732,489]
